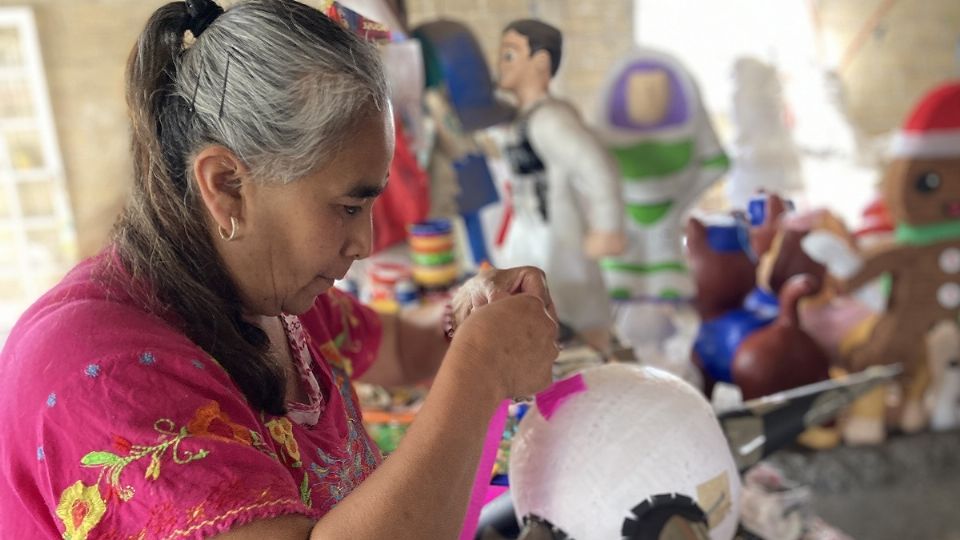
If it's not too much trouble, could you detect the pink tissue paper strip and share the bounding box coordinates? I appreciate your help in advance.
[536,373,588,420]
[483,484,509,505]
[459,399,510,540]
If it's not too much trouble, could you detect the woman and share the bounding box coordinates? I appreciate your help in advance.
[0,1,559,538]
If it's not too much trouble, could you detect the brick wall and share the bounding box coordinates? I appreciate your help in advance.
[1,0,157,257]
[814,0,960,136]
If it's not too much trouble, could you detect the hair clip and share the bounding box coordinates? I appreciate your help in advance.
[218,51,232,120]
[185,0,223,38]
[189,56,204,114]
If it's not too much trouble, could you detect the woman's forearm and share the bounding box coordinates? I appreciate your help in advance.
[359,302,447,388]
[310,349,500,539]
[396,301,448,383]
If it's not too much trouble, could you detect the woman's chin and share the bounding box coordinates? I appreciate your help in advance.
[286,278,333,314]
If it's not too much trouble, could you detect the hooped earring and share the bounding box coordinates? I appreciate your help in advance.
[218,216,238,241]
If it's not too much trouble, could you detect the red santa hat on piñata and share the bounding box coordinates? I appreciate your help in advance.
[890,81,960,158]
[855,197,894,238]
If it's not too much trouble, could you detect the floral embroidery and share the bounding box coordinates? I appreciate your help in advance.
[317,341,354,378]
[306,417,379,509]
[328,289,363,354]
[15,268,394,536]
[147,482,301,539]
[94,478,305,540]
[265,417,302,466]
[186,401,253,446]
[309,449,346,507]
[299,472,312,508]
[277,303,382,514]
[55,481,106,540]
[80,416,211,503]
[111,434,131,453]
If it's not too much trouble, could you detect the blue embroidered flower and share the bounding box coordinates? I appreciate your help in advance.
[191,359,205,370]
[85,364,101,378]
[37,446,44,461]
[46,393,56,408]
[139,352,156,366]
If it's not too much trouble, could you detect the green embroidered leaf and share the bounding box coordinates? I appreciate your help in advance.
[145,454,161,481]
[81,451,121,467]
[300,472,312,508]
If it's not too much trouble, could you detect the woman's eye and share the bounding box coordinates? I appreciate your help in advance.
[344,205,362,216]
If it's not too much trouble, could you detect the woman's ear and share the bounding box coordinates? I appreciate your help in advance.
[193,145,248,238]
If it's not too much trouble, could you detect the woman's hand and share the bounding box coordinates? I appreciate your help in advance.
[448,266,557,331]
[449,293,559,399]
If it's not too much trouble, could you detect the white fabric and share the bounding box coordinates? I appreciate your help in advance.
[510,364,741,540]
[499,98,624,332]
[381,40,425,152]
[889,130,960,158]
[727,57,804,208]
[801,231,862,280]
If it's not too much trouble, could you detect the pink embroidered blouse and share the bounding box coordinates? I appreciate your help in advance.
[0,251,384,539]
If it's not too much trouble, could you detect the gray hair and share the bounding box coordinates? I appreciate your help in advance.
[176,0,388,183]
[114,0,388,415]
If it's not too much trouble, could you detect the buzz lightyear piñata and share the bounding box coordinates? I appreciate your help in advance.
[594,47,729,301]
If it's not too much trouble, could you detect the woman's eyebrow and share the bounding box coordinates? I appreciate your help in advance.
[343,177,389,199]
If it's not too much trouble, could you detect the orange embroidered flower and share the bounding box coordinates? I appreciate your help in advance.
[55,481,106,540]
[187,401,253,446]
[265,417,302,464]
[317,341,354,377]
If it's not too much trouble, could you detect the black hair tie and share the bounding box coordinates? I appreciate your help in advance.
[185,0,223,37]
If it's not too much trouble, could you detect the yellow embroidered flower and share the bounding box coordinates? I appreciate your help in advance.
[265,417,301,464]
[55,481,106,540]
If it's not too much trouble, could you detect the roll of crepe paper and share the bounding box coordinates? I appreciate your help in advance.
[408,235,456,253]
[368,261,412,302]
[410,219,453,236]
[411,251,456,266]
[409,222,455,245]
[412,264,460,286]
[410,218,459,289]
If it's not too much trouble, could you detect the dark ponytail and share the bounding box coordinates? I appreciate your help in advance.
[113,2,286,415]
